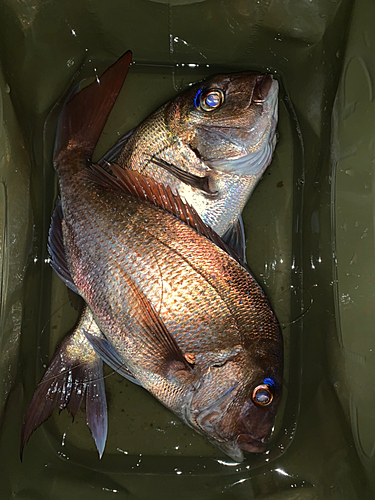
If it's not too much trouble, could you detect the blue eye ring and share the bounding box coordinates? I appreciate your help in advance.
[252,384,273,406]
[263,378,275,387]
[194,89,203,108]
[194,88,224,111]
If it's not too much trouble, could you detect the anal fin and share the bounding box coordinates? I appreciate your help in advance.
[48,199,79,294]
[222,215,247,263]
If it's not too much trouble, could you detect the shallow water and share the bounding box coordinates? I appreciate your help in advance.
[0,0,374,498]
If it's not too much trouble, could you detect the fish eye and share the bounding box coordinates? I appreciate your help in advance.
[196,89,224,112]
[252,384,273,406]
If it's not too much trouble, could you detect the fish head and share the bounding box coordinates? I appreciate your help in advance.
[167,71,279,176]
[184,346,283,462]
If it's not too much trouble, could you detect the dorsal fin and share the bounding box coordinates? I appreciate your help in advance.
[85,162,245,267]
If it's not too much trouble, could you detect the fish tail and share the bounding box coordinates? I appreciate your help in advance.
[54,51,132,168]
[20,327,108,460]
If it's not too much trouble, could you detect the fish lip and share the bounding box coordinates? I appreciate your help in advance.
[186,384,250,462]
[206,435,267,462]
[252,74,274,103]
[237,433,268,453]
[245,76,278,111]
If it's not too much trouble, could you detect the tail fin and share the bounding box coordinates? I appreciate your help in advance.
[54,51,132,164]
[21,327,107,459]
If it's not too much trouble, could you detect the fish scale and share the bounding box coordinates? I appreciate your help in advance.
[63,176,242,354]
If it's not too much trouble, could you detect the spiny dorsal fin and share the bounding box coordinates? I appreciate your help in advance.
[85,162,245,267]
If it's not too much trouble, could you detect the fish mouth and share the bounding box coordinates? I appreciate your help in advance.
[186,384,265,461]
[186,384,271,461]
[209,434,267,462]
[252,74,274,103]
[237,433,268,453]
[204,434,267,462]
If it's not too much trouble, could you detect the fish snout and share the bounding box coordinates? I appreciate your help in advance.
[237,433,268,453]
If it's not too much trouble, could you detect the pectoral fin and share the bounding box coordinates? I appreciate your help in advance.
[150,157,217,196]
[21,315,108,459]
[86,276,192,381]
[129,279,191,371]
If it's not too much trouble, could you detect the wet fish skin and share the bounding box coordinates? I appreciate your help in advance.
[21,53,283,462]
[58,159,282,462]
[114,70,278,237]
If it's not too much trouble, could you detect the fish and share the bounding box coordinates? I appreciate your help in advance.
[21,52,283,462]
[101,61,279,249]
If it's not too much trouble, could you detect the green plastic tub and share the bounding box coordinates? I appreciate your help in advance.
[0,0,374,498]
